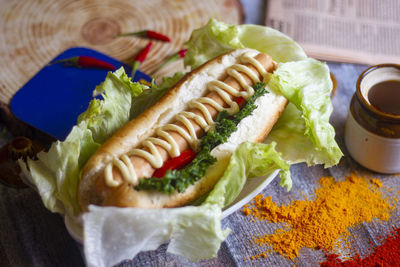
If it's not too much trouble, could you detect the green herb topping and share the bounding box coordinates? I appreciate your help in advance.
[135,82,268,194]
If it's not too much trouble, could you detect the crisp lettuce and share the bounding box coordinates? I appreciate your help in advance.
[21,123,97,216]
[205,142,291,207]
[266,59,343,167]
[185,18,307,69]
[21,19,342,267]
[78,68,143,144]
[83,204,229,265]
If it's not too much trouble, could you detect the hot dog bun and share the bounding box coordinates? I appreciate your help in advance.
[78,48,287,211]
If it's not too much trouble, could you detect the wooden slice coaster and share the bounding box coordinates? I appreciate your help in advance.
[0,0,243,104]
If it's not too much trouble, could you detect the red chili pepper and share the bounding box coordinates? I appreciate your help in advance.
[118,30,171,42]
[131,41,153,78]
[177,48,187,58]
[154,48,187,73]
[153,149,196,178]
[235,96,246,107]
[50,56,115,71]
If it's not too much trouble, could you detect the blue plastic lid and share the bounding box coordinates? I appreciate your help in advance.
[10,47,151,140]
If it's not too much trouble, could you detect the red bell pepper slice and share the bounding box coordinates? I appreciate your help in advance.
[235,96,246,107]
[153,149,196,178]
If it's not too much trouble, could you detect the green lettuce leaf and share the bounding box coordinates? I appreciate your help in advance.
[78,67,144,144]
[21,124,97,216]
[266,59,343,167]
[205,142,291,208]
[185,18,307,69]
[83,204,229,266]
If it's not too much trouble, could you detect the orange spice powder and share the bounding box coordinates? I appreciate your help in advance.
[243,172,394,260]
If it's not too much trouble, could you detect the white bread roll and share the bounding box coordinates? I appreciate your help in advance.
[78,48,287,210]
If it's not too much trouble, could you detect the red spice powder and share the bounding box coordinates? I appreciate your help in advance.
[321,228,400,266]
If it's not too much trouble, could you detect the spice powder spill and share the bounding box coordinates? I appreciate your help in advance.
[242,173,394,260]
[320,228,400,266]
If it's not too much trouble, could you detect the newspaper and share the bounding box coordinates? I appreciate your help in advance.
[265,0,400,65]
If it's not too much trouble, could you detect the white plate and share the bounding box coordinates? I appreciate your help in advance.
[65,170,279,243]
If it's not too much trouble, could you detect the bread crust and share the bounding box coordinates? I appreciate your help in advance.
[78,49,287,210]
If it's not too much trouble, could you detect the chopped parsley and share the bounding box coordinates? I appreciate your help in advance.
[135,82,268,194]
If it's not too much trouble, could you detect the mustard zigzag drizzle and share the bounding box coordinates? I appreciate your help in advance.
[104,52,268,187]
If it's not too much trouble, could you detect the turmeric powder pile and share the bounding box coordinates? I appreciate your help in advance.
[243,173,394,260]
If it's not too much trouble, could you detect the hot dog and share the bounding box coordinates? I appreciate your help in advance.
[78,48,288,211]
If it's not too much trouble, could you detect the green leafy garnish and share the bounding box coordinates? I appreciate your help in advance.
[135,82,268,194]
[136,150,217,194]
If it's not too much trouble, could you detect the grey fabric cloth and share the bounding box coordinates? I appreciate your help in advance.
[0,184,84,267]
[1,60,399,266]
